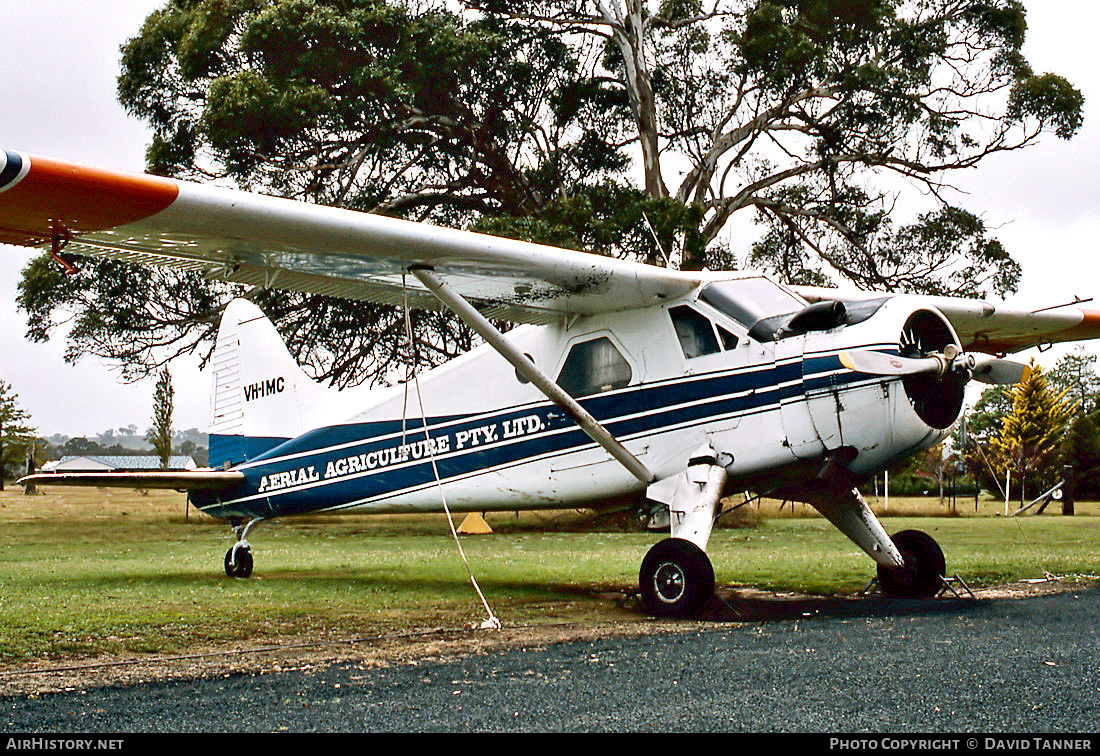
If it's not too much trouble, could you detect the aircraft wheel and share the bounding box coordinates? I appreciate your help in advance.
[224,545,254,578]
[639,538,714,617]
[877,529,945,598]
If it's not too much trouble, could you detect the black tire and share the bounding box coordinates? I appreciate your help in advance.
[639,538,715,617]
[877,529,945,598]
[224,546,254,578]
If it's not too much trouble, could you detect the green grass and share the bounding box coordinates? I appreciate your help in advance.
[0,487,1096,664]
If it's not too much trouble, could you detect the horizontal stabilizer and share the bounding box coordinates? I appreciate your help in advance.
[18,470,245,491]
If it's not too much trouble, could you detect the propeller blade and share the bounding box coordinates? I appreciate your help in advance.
[839,348,1032,386]
[838,350,943,377]
[970,355,1032,385]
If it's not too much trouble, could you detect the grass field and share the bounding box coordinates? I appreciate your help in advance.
[0,485,1097,664]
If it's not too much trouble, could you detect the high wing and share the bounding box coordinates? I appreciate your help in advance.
[3,149,1098,351]
[794,285,1100,355]
[0,149,700,324]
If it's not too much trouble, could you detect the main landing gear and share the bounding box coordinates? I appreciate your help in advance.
[636,465,951,616]
[639,444,728,618]
[876,529,946,599]
[639,538,715,617]
[224,518,263,579]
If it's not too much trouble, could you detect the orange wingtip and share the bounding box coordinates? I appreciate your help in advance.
[0,150,179,246]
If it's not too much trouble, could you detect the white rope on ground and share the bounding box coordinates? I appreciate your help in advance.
[400,272,501,631]
[973,441,1058,582]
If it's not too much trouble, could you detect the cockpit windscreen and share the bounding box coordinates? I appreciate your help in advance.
[698,278,804,329]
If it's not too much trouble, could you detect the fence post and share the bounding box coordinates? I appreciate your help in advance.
[1062,464,1075,516]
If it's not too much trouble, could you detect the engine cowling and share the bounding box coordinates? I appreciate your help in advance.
[896,308,968,430]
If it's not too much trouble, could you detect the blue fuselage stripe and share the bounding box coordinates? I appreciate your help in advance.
[193,346,894,518]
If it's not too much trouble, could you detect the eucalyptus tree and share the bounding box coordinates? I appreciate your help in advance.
[480,0,1082,285]
[17,0,1084,388]
[1048,345,1100,415]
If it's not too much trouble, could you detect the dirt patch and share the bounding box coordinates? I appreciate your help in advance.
[2,577,1094,697]
[0,618,665,697]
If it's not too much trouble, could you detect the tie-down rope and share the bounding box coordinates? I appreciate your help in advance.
[400,272,501,630]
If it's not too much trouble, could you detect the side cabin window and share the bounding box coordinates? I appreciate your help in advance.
[557,337,632,397]
[670,305,739,359]
[670,305,720,358]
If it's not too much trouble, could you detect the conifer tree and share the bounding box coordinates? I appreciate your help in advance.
[993,360,1076,502]
[146,369,174,469]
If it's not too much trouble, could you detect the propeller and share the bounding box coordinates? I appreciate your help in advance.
[968,354,1032,385]
[839,344,1031,385]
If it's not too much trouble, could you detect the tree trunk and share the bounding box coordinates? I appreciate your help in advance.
[614,1,666,201]
[23,445,36,495]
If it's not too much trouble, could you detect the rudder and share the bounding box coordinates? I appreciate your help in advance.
[209,299,332,468]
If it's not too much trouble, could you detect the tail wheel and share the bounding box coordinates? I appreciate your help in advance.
[224,545,254,578]
[639,538,715,617]
[877,529,945,598]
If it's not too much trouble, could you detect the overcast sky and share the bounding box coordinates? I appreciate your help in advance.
[1,1,1098,438]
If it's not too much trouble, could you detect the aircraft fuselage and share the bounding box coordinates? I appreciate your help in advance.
[190,275,959,523]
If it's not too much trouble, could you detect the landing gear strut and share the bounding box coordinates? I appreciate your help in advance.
[224,518,263,578]
[877,529,946,598]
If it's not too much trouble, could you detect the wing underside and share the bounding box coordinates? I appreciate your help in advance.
[0,150,701,324]
[2,149,1098,351]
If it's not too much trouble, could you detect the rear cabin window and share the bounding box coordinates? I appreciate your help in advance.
[670,305,720,359]
[557,337,632,397]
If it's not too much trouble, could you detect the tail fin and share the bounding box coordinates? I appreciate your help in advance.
[209,299,332,468]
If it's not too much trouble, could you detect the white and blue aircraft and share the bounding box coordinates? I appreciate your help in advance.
[5,148,1099,616]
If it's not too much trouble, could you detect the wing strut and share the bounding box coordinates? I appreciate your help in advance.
[410,266,656,486]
